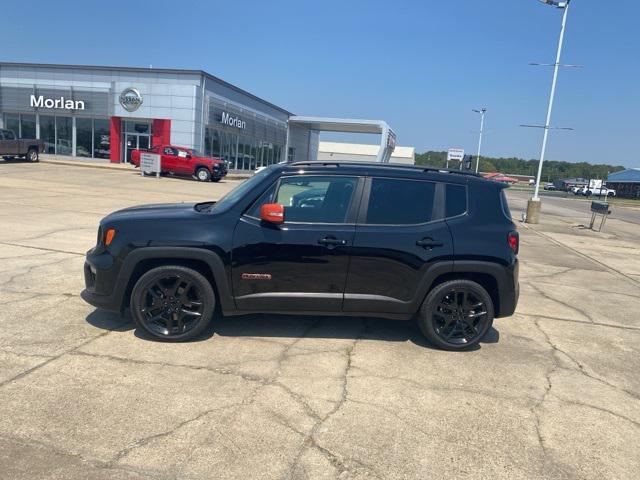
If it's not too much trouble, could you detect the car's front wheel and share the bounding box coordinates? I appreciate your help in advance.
[417,279,494,351]
[195,167,211,182]
[130,265,215,342]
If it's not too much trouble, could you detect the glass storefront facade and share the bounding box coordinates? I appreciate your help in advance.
[204,97,287,170]
[2,112,111,158]
[1,65,294,168]
[204,128,284,170]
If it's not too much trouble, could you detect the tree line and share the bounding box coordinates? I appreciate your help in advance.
[415,151,625,182]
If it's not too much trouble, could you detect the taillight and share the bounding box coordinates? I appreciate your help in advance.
[508,231,519,254]
[104,228,116,246]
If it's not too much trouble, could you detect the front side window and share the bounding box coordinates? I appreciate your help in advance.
[163,147,177,155]
[365,177,435,225]
[275,176,358,223]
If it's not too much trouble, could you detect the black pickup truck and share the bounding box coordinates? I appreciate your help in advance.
[0,129,43,162]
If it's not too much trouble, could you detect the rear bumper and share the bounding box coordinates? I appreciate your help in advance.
[498,280,519,318]
[497,258,519,317]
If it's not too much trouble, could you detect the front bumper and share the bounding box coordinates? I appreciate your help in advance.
[81,248,123,312]
[212,164,228,178]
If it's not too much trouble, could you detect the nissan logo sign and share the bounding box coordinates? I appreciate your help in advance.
[119,87,143,112]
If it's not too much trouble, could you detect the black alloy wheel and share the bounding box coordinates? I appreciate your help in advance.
[130,266,215,341]
[418,279,494,351]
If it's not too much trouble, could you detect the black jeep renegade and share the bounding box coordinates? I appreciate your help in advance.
[82,161,519,350]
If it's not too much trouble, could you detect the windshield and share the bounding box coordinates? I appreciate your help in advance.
[210,168,273,212]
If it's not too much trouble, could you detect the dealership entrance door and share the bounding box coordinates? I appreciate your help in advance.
[121,120,152,163]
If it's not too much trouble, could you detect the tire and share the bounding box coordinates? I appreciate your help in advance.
[417,279,494,351]
[130,265,215,342]
[195,167,211,182]
[27,148,39,162]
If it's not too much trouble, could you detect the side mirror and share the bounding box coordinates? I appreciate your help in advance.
[260,203,284,224]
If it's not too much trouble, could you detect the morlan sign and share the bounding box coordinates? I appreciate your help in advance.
[30,94,85,110]
[221,111,246,130]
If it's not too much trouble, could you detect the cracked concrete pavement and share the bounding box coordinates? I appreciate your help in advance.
[0,162,639,479]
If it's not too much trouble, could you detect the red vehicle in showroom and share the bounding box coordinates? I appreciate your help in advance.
[131,145,228,182]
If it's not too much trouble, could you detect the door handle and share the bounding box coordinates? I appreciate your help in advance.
[416,238,443,249]
[318,236,347,246]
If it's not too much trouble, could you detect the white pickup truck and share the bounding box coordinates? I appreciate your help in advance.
[577,186,616,197]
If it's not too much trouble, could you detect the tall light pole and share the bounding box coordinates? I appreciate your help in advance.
[526,0,572,223]
[473,108,486,173]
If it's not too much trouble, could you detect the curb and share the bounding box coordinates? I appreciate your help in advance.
[38,158,252,179]
[40,158,134,171]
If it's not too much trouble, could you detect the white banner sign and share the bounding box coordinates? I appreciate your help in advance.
[140,152,161,178]
[447,148,465,163]
[589,179,603,190]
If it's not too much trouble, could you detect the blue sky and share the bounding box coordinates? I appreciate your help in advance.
[4,0,639,166]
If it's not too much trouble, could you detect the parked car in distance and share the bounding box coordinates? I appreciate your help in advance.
[131,145,228,182]
[82,161,519,351]
[0,129,43,162]
[543,183,556,191]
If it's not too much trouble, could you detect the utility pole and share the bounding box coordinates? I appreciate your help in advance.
[526,0,573,223]
[473,108,487,173]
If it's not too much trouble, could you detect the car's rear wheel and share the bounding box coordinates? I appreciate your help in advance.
[27,148,39,162]
[417,279,494,351]
[195,167,211,182]
[130,266,215,342]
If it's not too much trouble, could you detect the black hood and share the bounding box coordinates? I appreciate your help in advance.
[102,202,199,224]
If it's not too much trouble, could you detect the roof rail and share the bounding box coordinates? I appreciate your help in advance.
[289,161,482,177]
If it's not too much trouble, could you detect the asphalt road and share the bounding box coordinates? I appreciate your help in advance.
[1,163,639,480]
[507,190,640,225]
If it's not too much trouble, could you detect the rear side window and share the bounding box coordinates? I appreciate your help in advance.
[365,178,435,225]
[445,184,467,218]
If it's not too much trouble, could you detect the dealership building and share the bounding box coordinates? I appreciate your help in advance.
[0,62,398,169]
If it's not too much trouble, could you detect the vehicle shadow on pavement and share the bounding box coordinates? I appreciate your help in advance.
[85,309,135,332]
[212,314,500,352]
[85,310,500,351]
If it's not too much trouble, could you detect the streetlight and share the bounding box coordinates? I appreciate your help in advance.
[472,108,486,173]
[526,0,572,224]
